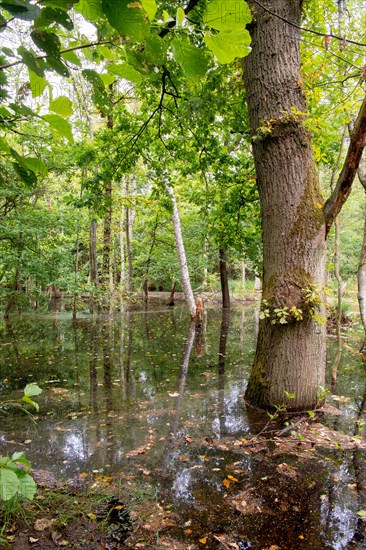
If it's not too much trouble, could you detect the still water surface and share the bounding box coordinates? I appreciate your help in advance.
[0,304,365,549]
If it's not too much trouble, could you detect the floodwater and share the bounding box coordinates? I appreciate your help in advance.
[0,303,365,549]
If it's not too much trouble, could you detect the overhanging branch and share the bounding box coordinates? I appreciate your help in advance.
[323,93,366,236]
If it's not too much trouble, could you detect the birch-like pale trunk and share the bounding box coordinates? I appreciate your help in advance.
[164,179,196,318]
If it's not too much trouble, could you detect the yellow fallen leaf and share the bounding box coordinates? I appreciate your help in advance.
[223,479,230,488]
[87,513,97,520]
[184,529,192,535]
[227,475,239,482]
[114,505,124,510]
[299,535,305,539]
[199,537,207,544]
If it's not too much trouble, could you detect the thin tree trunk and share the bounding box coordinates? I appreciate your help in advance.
[101,179,112,292]
[125,177,134,294]
[330,127,347,383]
[163,179,196,319]
[167,282,177,307]
[219,247,230,308]
[143,214,159,304]
[241,258,246,295]
[4,269,19,320]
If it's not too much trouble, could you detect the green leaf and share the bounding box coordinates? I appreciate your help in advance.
[11,452,31,469]
[204,0,251,32]
[107,63,143,84]
[98,45,115,60]
[0,0,41,21]
[75,0,103,22]
[101,0,149,40]
[82,68,104,90]
[28,69,48,97]
[17,46,45,77]
[141,0,156,20]
[0,468,20,501]
[21,396,39,411]
[0,136,10,153]
[36,6,73,30]
[204,30,251,64]
[171,38,209,83]
[176,6,185,27]
[24,383,42,397]
[18,473,37,500]
[100,73,116,86]
[31,29,61,56]
[43,114,74,142]
[45,56,69,77]
[21,157,48,176]
[61,50,82,66]
[50,95,73,117]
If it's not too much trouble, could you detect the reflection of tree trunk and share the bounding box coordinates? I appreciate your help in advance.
[4,269,19,320]
[167,282,177,307]
[172,322,196,434]
[351,383,366,544]
[218,309,230,437]
[163,179,196,318]
[89,321,99,415]
[219,247,230,309]
[357,160,366,351]
[103,321,113,412]
[240,308,245,350]
[125,312,135,399]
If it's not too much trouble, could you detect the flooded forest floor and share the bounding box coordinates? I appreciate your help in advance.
[0,303,365,549]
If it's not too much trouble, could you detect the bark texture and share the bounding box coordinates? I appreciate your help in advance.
[243,0,327,409]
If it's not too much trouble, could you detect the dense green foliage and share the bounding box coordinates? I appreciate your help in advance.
[0,0,365,311]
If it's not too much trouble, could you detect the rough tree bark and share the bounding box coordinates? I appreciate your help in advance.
[243,0,366,410]
[163,179,197,318]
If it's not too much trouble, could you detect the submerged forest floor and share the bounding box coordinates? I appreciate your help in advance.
[0,301,365,549]
[2,410,366,549]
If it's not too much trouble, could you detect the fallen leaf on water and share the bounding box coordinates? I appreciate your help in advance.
[184,529,192,535]
[199,537,207,544]
[168,392,179,397]
[299,535,305,539]
[50,387,69,395]
[34,518,52,531]
[179,455,190,462]
[227,475,239,482]
[223,479,230,488]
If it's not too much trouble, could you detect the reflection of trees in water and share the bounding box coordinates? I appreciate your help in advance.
[218,308,230,438]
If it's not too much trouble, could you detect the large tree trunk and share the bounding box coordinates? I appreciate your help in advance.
[243,0,327,410]
[164,179,197,319]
